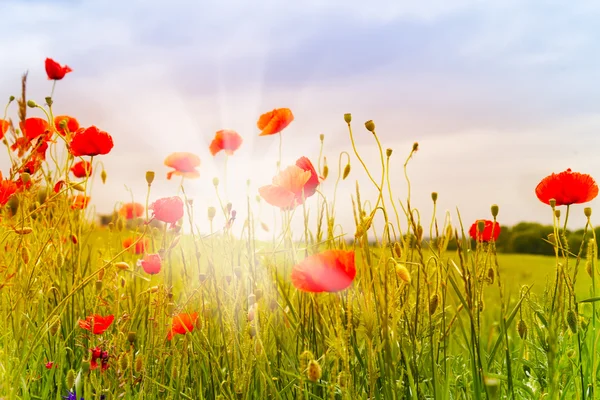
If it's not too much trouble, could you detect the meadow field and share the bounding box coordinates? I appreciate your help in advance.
[1,58,600,400]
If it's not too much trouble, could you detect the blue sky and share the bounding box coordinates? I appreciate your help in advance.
[1,0,600,235]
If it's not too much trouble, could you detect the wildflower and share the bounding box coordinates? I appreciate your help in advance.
[78,314,115,335]
[69,126,114,157]
[122,237,148,254]
[164,152,200,180]
[257,108,294,136]
[149,196,184,225]
[209,129,243,156]
[291,250,356,293]
[54,115,79,136]
[0,119,9,139]
[167,312,198,340]
[90,346,110,372]
[45,58,72,80]
[535,168,598,206]
[70,160,92,178]
[45,361,55,369]
[258,157,319,209]
[469,219,501,242]
[0,172,18,206]
[138,253,162,275]
[119,202,145,219]
[70,195,90,210]
[20,117,49,141]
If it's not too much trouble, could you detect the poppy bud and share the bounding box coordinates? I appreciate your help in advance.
[248,293,256,306]
[66,369,75,389]
[95,280,103,292]
[234,266,242,278]
[255,289,263,301]
[307,360,322,382]
[344,113,352,123]
[549,198,556,208]
[342,164,351,180]
[21,172,30,185]
[114,261,129,270]
[98,268,105,280]
[517,319,527,339]
[487,267,495,284]
[395,263,411,284]
[364,120,375,132]
[429,293,439,315]
[386,148,393,157]
[585,207,592,218]
[431,192,438,203]
[567,310,578,333]
[412,142,419,152]
[21,247,30,264]
[71,183,85,192]
[127,331,137,343]
[26,100,37,108]
[81,360,91,373]
[116,218,125,231]
[120,276,126,288]
[145,171,155,185]
[101,169,107,184]
[477,220,485,234]
[260,221,269,232]
[225,275,232,285]
[50,318,60,335]
[134,354,143,373]
[199,273,207,282]
[319,133,324,142]
[248,326,256,338]
[393,242,402,258]
[491,204,499,218]
[226,202,232,214]
[9,95,15,102]
[554,209,561,219]
[45,96,53,107]
[212,177,219,187]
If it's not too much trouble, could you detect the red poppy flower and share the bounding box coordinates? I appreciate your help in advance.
[119,202,145,219]
[258,157,319,209]
[53,180,65,193]
[20,118,49,141]
[469,220,501,242]
[0,119,8,140]
[45,361,55,369]
[164,152,200,180]
[167,312,198,340]
[257,108,294,136]
[123,237,148,254]
[209,130,243,156]
[90,347,109,372]
[78,314,115,335]
[291,250,356,293]
[70,160,92,178]
[69,126,114,157]
[45,58,72,80]
[71,195,90,210]
[0,172,18,206]
[138,253,161,275]
[54,115,79,136]
[149,196,184,225]
[535,168,598,206]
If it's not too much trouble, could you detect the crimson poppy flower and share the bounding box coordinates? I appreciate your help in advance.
[0,119,8,140]
[20,118,50,141]
[167,312,198,340]
[69,126,114,157]
[45,361,55,369]
[70,160,92,178]
[164,152,200,180]
[469,220,501,242]
[78,314,115,335]
[0,172,18,206]
[138,253,161,275]
[149,196,184,225]
[53,180,65,193]
[45,58,72,80]
[90,347,109,372]
[54,115,79,136]
[122,237,148,254]
[209,130,243,156]
[258,157,320,209]
[119,202,145,219]
[71,195,90,210]
[257,108,294,136]
[291,250,356,293]
[535,168,598,206]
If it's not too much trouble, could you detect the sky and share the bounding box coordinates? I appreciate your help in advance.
[1,0,600,239]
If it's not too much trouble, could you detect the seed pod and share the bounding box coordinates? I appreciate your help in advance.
[127,331,137,344]
[307,360,322,382]
[567,310,578,333]
[322,164,329,180]
[585,207,592,218]
[115,261,129,271]
[429,293,439,315]
[344,113,352,123]
[145,171,155,185]
[517,319,528,340]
